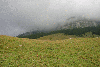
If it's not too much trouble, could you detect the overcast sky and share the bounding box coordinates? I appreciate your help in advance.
[0,0,100,37]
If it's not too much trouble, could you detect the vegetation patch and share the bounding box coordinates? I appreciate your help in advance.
[0,35,100,67]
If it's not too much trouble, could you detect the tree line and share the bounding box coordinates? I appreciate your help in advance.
[17,25,100,39]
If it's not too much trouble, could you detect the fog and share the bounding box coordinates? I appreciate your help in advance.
[0,0,100,36]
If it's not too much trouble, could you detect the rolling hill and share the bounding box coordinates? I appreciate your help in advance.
[0,34,100,67]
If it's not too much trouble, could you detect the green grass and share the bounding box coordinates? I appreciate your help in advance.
[37,33,78,40]
[0,35,100,67]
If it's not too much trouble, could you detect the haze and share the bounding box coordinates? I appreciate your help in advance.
[0,0,100,36]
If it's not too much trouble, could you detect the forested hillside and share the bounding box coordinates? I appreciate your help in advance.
[17,25,100,39]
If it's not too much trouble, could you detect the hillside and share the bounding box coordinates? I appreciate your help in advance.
[0,35,100,67]
[37,33,78,40]
[55,19,100,30]
[16,20,100,38]
[17,25,100,39]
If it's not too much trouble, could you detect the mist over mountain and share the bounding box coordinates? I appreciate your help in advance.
[0,0,100,37]
[56,18,100,30]
[17,18,100,37]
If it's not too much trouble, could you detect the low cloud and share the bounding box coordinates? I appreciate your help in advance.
[0,0,100,36]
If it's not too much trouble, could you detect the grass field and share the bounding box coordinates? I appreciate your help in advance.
[0,34,100,67]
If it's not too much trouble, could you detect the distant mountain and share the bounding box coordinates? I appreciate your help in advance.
[56,19,100,30]
[17,18,100,37]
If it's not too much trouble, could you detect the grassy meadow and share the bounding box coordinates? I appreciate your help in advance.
[0,34,100,67]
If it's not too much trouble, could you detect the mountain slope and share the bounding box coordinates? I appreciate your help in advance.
[57,19,100,30]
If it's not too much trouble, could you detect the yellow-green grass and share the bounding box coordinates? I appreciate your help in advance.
[0,35,100,67]
[37,33,78,40]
